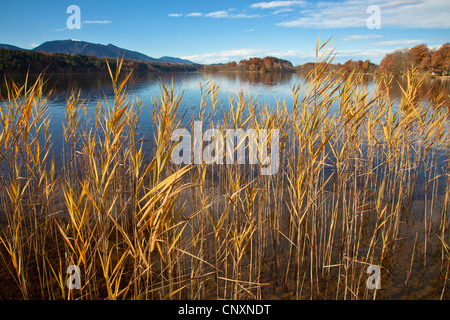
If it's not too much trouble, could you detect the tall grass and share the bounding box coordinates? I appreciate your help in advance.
[0,38,449,299]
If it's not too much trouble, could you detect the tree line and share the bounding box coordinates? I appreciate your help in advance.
[295,59,378,74]
[2,43,449,77]
[294,43,450,77]
[0,49,201,75]
[380,43,450,76]
[203,56,294,73]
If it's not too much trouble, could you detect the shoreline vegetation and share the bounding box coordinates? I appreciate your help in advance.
[0,39,450,300]
[0,48,202,75]
[1,42,449,77]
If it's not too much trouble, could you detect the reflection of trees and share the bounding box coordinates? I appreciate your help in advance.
[2,72,448,111]
[0,73,113,98]
[0,72,174,98]
[419,78,450,109]
[377,75,450,108]
[217,72,293,87]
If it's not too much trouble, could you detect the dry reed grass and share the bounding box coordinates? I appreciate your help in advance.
[0,39,449,300]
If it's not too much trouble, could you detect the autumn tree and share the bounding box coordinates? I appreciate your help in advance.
[418,53,433,72]
[379,43,450,75]
[237,56,293,72]
[410,44,430,67]
[362,59,371,72]
[431,42,450,74]
[379,49,412,75]
[339,59,376,73]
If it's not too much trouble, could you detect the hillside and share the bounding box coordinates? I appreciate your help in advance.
[0,48,201,75]
[0,44,25,51]
[33,40,159,62]
[32,40,195,65]
[158,56,195,64]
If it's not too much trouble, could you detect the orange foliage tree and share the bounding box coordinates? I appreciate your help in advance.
[431,43,450,75]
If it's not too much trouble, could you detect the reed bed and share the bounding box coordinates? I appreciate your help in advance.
[0,39,449,300]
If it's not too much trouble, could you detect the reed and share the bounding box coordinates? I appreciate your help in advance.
[0,38,449,299]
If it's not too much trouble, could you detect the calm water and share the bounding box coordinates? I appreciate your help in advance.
[45,71,317,124]
[1,72,450,299]
[2,71,449,165]
[19,72,309,141]
[3,71,450,128]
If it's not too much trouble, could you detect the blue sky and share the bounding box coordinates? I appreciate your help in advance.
[0,0,449,65]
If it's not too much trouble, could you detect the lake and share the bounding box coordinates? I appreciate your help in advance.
[1,71,450,299]
[3,71,449,142]
[5,70,450,112]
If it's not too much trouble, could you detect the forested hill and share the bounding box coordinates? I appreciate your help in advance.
[0,48,202,74]
[0,44,25,51]
[203,56,295,73]
[31,39,195,64]
[32,40,160,63]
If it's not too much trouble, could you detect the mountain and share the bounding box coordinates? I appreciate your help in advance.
[32,39,195,64]
[158,56,194,64]
[32,40,160,62]
[0,43,25,51]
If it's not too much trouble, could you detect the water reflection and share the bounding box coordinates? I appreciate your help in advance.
[1,71,449,299]
[2,72,449,111]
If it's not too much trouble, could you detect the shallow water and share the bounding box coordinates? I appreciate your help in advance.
[2,71,449,131]
[1,71,450,299]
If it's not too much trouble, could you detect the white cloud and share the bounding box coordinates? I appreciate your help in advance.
[180,45,401,64]
[277,17,362,28]
[233,13,264,18]
[250,1,305,9]
[168,13,183,17]
[429,44,443,50]
[332,48,392,63]
[83,20,112,24]
[204,10,263,19]
[29,43,39,48]
[273,8,294,14]
[374,39,424,46]
[245,29,256,32]
[181,48,261,64]
[186,12,202,17]
[276,0,450,29]
[341,35,384,41]
[205,10,230,18]
[181,48,316,64]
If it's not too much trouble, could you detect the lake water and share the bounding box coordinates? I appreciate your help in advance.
[31,71,450,103]
[3,71,448,138]
[44,72,320,129]
[3,71,450,124]
[1,72,450,299]
[1,71,449,164]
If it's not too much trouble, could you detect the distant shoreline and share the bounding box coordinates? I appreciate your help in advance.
[430,75,450,80]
